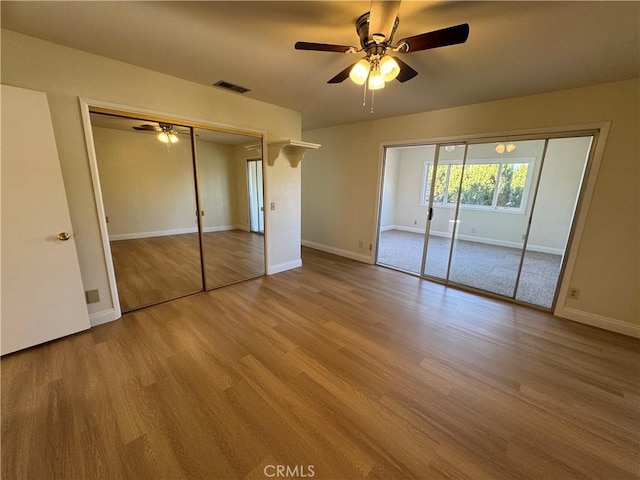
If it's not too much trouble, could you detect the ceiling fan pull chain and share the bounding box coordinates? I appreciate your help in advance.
[370,88,375,114]
[362,81,367,107]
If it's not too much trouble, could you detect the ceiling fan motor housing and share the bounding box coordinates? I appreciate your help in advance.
[356,12,399,53]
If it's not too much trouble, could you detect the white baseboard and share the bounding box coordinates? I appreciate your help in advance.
[110,225,249,241]
[110,227,197,241]
[268,259,302,275]
[391,225,425,234]
[525,244,564,256]
[89,308,121,327]
[556,307,640,338]
[386,226,564,255]
[301,240,373,264]
[203,225,249,233]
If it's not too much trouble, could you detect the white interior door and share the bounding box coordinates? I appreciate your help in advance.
[1,84,90,355]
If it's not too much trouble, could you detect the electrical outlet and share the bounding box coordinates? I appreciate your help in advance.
[413,220,417,225]
[358,241,363,249]
[369,243,373,251]
[270,202,276,211]
[85,289,100,304]
[568,288,580,300]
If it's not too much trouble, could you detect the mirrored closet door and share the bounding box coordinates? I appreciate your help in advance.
[194,128,265,290]
[89,112,265,312]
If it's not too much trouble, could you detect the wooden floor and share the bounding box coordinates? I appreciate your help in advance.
[2,248,638,479]
[111,230,265,312]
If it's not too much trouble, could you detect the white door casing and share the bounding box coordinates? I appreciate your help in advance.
[1,84,90,355]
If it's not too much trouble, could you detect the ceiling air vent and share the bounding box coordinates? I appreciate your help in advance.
[213,80,251,94]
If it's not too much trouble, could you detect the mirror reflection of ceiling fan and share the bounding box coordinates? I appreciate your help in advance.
[295,0,469,108]
[132,122,190,144]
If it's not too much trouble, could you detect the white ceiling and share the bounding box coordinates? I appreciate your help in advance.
[2,1,638,130]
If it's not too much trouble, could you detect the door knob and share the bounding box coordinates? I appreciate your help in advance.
[57,232,71,241]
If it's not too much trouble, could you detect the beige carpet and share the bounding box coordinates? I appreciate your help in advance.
[377,230,562,308]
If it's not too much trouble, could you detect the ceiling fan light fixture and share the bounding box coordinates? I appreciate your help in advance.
[349,59,371,85]
[495,143,516,153]
[379,55,400,82]
[158,129,179,144]
[368,69,385,90]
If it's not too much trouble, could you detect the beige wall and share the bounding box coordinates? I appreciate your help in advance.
[93,127,248,238]
[1,29,301,320]
[302,79,640,334]
[197,139,248,232]
[93,126,199,238]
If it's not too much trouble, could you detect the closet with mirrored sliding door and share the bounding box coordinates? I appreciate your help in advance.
[88,111,265,313]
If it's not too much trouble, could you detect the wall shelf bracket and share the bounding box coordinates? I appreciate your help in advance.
[268,140,320,167]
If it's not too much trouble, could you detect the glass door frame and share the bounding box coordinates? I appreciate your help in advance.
[376,126,604,312]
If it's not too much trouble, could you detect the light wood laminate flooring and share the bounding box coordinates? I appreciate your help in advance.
[110,230,265,311]
[2,248,638,479]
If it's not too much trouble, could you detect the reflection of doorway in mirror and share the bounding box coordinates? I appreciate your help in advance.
[247,159,264,234]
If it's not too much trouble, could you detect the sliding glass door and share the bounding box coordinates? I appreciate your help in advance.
[447,139,546,297]
[378,132,594,310]
[422,144,466,280]
[377,145,435,274]
[514,136,592,307]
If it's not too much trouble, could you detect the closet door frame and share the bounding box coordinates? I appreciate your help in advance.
[80,98,266,322]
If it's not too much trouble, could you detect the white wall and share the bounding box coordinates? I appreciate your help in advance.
[1,28,301,321]
[302,79,640,334]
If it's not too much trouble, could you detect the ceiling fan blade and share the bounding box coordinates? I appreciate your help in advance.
[132,124,159,131]
[295,41,355,53]
[393,57,418,83]
[397,23,469,53]
[368,0,401,43]
[327,62,358,84]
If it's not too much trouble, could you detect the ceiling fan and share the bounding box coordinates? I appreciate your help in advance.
[295,1,469,92]
[132,122,189,144]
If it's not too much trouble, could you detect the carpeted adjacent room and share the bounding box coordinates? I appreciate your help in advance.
[377,229,562,308]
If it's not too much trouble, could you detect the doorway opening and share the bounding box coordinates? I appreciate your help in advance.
[377,132,595,310]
